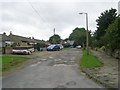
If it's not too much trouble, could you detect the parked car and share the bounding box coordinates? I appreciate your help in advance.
[76,45,81,49]
[57,44,64,50]
[47,45,60,51]
[12,46,34,55]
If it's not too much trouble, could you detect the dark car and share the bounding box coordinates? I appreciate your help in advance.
[47,45,60,51]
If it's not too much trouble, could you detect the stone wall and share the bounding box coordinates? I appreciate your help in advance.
[2,47,13,54]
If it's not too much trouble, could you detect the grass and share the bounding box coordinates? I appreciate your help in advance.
[0,48,2,54]
[80,50,103,69]
[0,56,30,73]
[63,48,70,51]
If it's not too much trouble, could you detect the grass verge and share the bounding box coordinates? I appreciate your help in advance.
[80,50,103,70]
[0,56,30,73]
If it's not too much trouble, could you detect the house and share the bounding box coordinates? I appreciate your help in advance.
[0,33,14,48]
[0,32,48,54]
[0,33,14,54]
[9,32,34,46]
[8,32,47,46]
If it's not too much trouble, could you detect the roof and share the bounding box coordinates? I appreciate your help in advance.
[0,34,11,42]
[0,33,46,44]
[9,34,45,43]
[9,34,32,42]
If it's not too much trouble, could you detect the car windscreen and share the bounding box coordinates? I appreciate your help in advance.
[47,45,55,49]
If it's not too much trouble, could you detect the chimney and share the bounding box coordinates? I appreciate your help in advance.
[3,32,6,35]
[10,31,12,35]
[32,37,34,39]
[28,37,31,39]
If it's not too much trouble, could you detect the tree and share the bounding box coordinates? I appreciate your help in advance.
[69,27,90,47]
[96,8,117,40]
[35,43,45,51]
[104,16,120,52]
[49,34,61,44]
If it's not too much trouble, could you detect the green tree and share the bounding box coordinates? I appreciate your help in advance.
[96,8,117,40]
[69,27,91,47]
[49,34,61,44]
[104,16,120,52]
[35,43,45,51]
[95,8,117,47]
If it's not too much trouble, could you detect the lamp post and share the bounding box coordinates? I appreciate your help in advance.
[79,13,89,54]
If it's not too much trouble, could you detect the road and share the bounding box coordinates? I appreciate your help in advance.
[2,48,104,88]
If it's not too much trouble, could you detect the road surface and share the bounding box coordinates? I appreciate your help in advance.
[3,48,104,88]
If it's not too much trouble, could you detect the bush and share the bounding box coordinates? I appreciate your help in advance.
[35,43,45,51]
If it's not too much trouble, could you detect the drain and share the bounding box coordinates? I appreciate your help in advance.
[66,81,76,86]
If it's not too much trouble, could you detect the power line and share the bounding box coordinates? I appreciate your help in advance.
[27,0,53,29]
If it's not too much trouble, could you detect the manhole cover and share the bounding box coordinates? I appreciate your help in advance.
[66,81,76,86]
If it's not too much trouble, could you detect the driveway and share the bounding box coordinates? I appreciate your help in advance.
[2,48,104,88]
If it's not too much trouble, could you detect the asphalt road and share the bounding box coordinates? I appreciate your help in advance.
[2,48,104,88]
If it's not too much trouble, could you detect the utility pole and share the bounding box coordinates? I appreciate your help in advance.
[53,28,55,35]
[79,13,89,55]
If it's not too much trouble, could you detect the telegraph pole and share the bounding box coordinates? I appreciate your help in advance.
[53,28,55,35]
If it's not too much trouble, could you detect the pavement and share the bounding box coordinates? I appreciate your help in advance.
[2,48,104,88]
[82,50,119,89]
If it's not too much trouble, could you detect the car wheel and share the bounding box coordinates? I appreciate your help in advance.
[28,52,31,55]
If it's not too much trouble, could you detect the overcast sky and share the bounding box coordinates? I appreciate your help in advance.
[0,0,119,41]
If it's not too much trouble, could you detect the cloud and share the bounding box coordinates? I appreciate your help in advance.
[0,1,118,40]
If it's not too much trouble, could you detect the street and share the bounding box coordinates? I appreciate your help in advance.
[2,48,104,88]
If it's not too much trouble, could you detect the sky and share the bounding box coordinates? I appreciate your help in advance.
[0,0,119,41]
